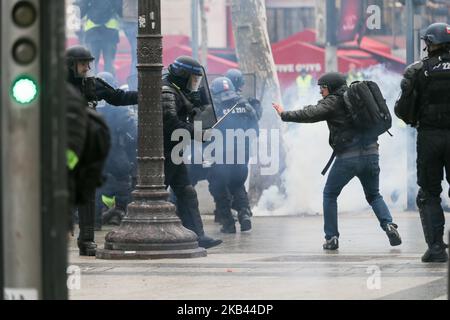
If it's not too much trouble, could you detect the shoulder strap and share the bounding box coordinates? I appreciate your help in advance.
[321,151,336,176]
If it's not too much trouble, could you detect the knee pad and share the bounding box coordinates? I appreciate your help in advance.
[417,189,440,208]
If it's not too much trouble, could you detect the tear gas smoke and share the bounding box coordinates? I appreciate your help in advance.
[252,64,442,216]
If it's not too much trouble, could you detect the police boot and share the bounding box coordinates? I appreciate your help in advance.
[214,208,223,224]
[237,208,252,232]
[421,228,448,263]
[177,186,222,249]
[198,235,223,249]
[220,219,236,234]
[417,193,447,263]
[77,194,97,256]
[217,207,236,234]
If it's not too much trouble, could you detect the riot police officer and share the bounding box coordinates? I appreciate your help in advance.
[225,68,263,121]
[66,45,138,256]
[162,56,222,249]
[395,22,450,263]
[208,77,259,233]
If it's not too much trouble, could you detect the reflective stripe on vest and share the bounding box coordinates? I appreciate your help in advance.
[66,149,79,170]
[102,195,116,209]
[85,17,119,31]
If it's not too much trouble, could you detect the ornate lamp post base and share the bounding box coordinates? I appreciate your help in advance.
[96,191,207,259]
[96,248,206,260]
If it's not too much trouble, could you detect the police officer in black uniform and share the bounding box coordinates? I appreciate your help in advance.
[208,77,259,233]
[395,22,450,263]
[162,56,222,249]
[66,45,138,256]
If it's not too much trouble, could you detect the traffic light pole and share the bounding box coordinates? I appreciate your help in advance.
[96,0,206,259]
[1,0,42,299]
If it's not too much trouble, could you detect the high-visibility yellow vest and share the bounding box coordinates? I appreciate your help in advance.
[85,17,119,31]
[347,72,364,85]
[102,195,116,209]
[296,75,313,96]
[66,149,79,170]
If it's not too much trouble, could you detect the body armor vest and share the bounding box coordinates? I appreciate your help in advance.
[419,54,450,129]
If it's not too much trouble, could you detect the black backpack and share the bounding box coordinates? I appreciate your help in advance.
[343,81,392,138]
[321,81,392,176]
[74,107,111,204]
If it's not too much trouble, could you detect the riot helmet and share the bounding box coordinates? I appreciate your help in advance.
[225,68,245,91]
[210,77,238,103]
[168,56,203,92]
[66,45,95,78]
[317,72,347,93]
[421,23,450,47]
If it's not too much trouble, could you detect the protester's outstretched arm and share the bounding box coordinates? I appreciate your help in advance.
[273,97,337,123]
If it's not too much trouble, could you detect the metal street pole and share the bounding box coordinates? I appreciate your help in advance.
[405,0,425,211]
[325,0,338,72]
[96,0,206,259]
[405,0,417,211]
[0,0,3,301]
[191,0,199,60]
[40,0,68,300]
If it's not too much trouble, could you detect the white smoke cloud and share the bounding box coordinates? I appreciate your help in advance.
[253,64,413,216]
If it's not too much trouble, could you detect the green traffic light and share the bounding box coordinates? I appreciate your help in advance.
[11,76,38,104]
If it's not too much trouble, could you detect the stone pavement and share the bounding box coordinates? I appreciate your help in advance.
[68,211,449,300]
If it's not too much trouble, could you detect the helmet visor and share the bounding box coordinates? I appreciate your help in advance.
[187,74,203,92]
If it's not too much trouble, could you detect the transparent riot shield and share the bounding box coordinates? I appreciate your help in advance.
[192,66,218,130]
[209,73,257,99]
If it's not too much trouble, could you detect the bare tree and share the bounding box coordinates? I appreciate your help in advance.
[199,0,208,67]
[230,0,286,206]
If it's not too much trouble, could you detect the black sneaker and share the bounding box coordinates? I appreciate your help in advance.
[385,223,402,246]
[323,236,339,250]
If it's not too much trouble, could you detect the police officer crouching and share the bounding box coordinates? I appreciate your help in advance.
[395,22,450,263]
[162,56,222,249]
[66,45,138,256]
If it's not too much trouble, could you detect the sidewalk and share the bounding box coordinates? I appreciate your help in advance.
[68,211,449,300]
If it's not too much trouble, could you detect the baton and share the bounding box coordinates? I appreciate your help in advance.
[211,101,239,129]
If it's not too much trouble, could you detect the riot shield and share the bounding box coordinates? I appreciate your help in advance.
[192,67,218,130]
[208,73,257,100]
[241,73,257,100]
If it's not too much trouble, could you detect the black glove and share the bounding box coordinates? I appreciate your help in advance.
[248,98,263,120]
[186,91,202,108]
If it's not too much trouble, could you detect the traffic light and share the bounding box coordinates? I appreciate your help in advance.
[4,0,40,107]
